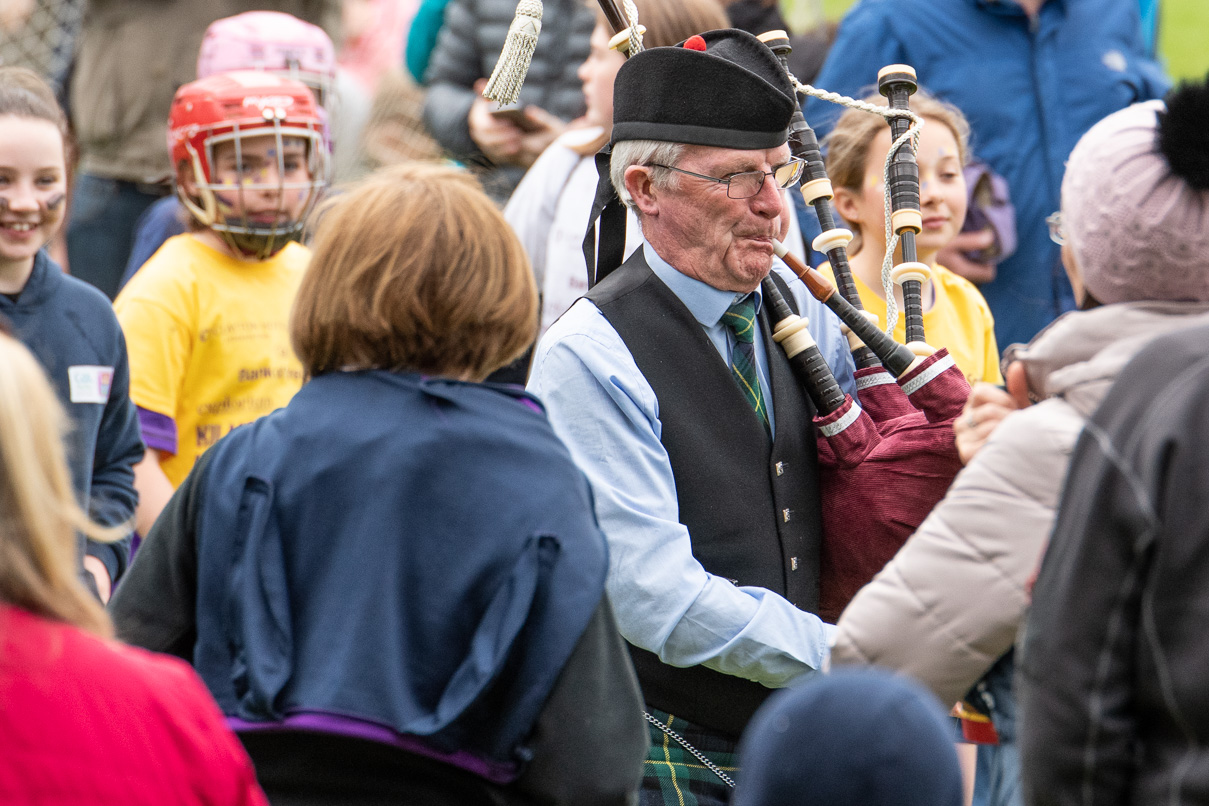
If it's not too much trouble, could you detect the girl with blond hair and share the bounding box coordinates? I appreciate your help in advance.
[0,333,266,804]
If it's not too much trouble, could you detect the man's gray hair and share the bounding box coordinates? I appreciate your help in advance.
[610,140,687,212]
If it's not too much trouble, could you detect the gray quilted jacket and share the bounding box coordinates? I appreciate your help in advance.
[422,0,593,200]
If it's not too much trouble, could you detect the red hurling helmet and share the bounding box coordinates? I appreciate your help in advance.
[167,71,328,259]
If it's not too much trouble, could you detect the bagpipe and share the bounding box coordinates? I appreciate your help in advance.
[487,0,969,621]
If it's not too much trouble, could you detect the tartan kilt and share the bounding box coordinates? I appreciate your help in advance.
[640,708,739,806]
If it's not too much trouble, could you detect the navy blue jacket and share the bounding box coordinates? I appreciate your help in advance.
[1,251,141,583]
[188,371,610,777]
[803,0,1168,347]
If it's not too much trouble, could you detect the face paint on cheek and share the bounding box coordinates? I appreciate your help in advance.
[0,193,67,214]
[242,165,274,186]
[211,190,243,216]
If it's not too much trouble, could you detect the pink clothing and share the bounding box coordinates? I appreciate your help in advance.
[339,0,415,92]
[0,604,266,805]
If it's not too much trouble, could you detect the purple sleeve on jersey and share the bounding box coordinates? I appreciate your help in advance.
[136,406,178,455]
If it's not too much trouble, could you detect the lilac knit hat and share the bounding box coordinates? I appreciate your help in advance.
[1062,83,1209,305]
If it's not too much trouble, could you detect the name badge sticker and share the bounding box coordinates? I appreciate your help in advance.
[68,365,114,404]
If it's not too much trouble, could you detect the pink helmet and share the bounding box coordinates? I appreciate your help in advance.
[197,12,336,109]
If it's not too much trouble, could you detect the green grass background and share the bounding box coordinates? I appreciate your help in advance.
[794,0,1209,81]
[1157,0,1209,82]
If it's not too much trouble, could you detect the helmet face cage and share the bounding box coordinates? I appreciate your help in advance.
[271,64,332,111]
[183,116,328,260]
[274,68,334,164]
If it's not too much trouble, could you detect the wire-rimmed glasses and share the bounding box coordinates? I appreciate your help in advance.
[650,157,806,199]
[1046,211,1066,246]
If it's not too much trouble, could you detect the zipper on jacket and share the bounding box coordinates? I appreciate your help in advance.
[1026,5,1065,321]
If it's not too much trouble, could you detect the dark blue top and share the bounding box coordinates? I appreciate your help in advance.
[802,0,1168,347]
[190,371,609,778]
[1,251,142,582]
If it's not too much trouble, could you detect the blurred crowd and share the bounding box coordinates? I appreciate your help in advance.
[0,1,1202,805]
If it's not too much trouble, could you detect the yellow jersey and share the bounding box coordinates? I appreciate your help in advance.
[115,234,308,486]
[819,262,1003,386]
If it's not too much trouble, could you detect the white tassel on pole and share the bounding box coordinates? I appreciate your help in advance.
[621,0,643,55]
[483,0,543,106]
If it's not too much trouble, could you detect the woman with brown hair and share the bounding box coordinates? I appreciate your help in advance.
[111,162,646,805]
[0,333,266,803]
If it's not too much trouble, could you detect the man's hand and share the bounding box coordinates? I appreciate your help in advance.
[468,94,525,164]
[954,381,1020,464]
[514,106,565,167]
[937,230,997,285]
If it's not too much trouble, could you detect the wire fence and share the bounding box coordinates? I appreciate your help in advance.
[0,0,83,89]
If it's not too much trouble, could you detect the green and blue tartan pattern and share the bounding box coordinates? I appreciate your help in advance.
[640,709,738,806]
[721,296,770,432]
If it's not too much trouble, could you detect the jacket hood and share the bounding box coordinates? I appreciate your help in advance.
[1005,301,1209,418]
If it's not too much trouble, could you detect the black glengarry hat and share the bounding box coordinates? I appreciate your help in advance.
[610,28,796,149]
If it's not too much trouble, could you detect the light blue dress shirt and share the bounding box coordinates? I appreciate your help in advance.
[527,242,856,689]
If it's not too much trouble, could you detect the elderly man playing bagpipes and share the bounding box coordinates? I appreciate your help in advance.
[489,0,973,799]
[524,23,861,806]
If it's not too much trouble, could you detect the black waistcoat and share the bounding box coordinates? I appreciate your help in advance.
[584,250,822,738]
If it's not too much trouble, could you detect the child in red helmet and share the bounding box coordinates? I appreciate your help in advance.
[114,71,327,536]
[117,10,353,294]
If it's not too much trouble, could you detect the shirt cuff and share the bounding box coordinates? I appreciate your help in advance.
[85,536,129,587]
[137,406,177,454]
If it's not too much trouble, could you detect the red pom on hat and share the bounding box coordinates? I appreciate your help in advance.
[683,35,707,51]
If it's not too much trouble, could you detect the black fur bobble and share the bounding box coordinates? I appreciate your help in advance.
[1158,77,1209,191]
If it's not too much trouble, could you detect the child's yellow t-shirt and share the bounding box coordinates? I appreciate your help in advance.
[114,234,309,487]
[820,262,1003,386]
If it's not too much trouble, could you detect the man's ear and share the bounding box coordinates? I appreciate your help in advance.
[624,164,660,218]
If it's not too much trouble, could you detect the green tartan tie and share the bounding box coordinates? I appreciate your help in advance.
[721,295,770,432]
